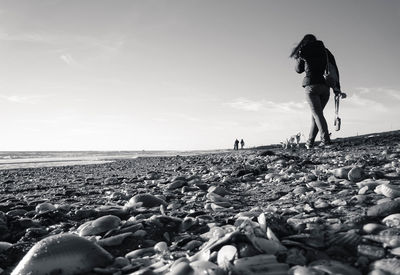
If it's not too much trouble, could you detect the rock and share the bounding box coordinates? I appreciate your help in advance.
[35,202,56,213]
[348,167,364,182]
[308,259,362,275]
[208,186,231,196]
[168,261,193,275]
[78,215,121,236]
[104,177,119,185]
[11,234,113,275]
[357,244,385,260]
[154,241,169,253]
[232,254,289,274]
[0,241,12,253]
[370,258,400,275]
[125,247,155,259]
[97,232,133,247]
[167,180,186,190]
[334,167,352,179]
[128,193,167,208]
[367,201,400,217]
[190,261,225,275]
[363,223,387,234]
[217,245,237,270]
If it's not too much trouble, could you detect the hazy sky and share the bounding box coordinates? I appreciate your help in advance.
[1,0,399,150]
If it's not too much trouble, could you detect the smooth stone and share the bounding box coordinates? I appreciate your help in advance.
[132,229,147,238]
[293,186,308,195]
[289,265,319,275]
[128,193,167,208]
[35,202,56,213]
[334,167,352,179]
[125,247,155,259]
[6,209,28,217]
[253,237,282,254]
[154,241,169,253]
[78,215,121,236]
[331,199,347,206]
[376,198,393,204]
[11,234,113,275]
[97,232,133,247]
[168,261,194,275]
[358,186,369,195]
[363,223,387,234]
[308,259,362,275]
[190,261,225,275]
[371,258,400,275]
[348,167,364,182]
[104,177,119,185]
[182,240,203,251]
[357,179,388,189]
[208,186,231,196]
[367,201,400,217]
[114,257,130,268]
[314,200,330,209]
[350,195,367,204]
[180,217,197,232]
[257,213,267,231]
[0,241,12,253]
[167,180,186,190]
[206,192,229,203]
[217,245,237,269]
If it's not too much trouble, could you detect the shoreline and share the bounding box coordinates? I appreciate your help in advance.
[0,149,230,171]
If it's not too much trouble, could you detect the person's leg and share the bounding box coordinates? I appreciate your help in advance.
[318,85,331,143]
[305,84,330,143]
[308,116,319,144]
[318,85,331,142]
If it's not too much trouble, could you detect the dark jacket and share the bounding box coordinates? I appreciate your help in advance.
[295,40,340,89]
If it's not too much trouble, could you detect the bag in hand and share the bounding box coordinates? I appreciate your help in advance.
[324,51,340,90]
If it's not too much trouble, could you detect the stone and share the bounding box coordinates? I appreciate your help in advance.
[11,234,113,275]
[128,193,167,208]
[78,215,121,236]
[348,167,364,182]
[367,201,400,217]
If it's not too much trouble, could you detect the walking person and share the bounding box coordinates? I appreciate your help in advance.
[240,139,245,149]
[290,34,341,149]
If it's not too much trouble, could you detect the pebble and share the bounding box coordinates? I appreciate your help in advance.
[11,234,113,275]
[78,215,121,236]
[126,193,167,208]
[2,132,400,274]
[348,166,364,182]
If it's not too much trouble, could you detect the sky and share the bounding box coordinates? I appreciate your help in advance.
[0,0,399,150]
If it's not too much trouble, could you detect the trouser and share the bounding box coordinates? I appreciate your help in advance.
[305,84,330,143]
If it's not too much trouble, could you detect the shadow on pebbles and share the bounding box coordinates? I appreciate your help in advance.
[1,133,400,274]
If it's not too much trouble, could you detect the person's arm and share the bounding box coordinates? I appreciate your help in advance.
[295,58,305,74]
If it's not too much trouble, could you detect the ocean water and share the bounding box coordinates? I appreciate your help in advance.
[0,151,183,170]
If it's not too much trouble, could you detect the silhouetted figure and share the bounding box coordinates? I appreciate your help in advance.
[234,139,239,150]
[290,34,342,149]
[240,139,245,149]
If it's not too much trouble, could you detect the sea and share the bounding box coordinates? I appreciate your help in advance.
[0,150,208,170]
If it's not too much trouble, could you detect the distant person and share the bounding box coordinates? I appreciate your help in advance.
[290,34,342,149]
[234,139,239,150]
[240,139,245,149]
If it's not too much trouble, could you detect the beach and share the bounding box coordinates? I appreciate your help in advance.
[1,131,400,274]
